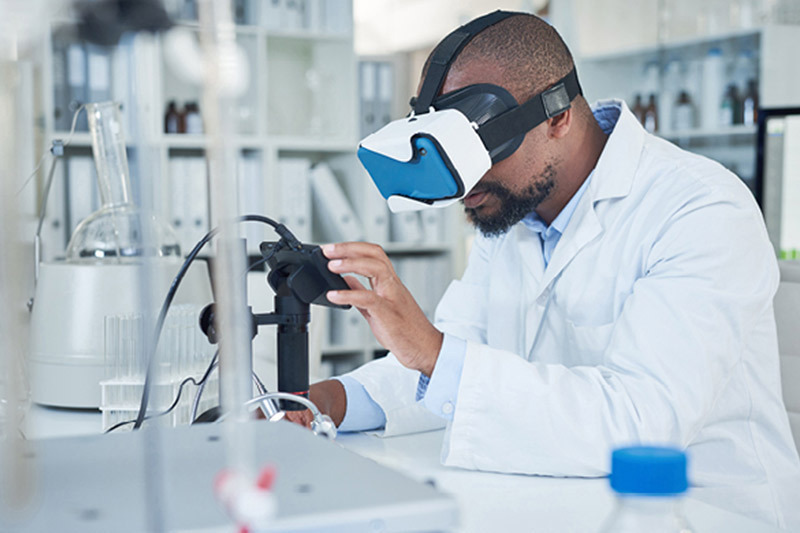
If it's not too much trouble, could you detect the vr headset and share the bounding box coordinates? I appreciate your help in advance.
[357,10,582,212]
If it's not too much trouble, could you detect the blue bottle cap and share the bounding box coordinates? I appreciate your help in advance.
[609,446,688,495]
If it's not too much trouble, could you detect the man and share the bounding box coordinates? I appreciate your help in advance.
[289,12,800,529]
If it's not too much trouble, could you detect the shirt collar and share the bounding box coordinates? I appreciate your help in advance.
[523,170,593,236]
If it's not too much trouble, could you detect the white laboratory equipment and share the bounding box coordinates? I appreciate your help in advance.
[28,101,211,409]
[599,446,693,533]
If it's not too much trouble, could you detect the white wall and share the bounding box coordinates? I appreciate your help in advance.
[353,0,548,55]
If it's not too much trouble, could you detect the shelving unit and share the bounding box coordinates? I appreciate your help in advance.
[33,0,463,386]
[579,25,800,206]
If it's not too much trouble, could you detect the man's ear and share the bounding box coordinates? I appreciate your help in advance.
[547,107,572,139]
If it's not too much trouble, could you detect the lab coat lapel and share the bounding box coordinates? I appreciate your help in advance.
[535,193,602,301]
[516,225,546,357]
[531,100,645,303]
[516,222,546,286]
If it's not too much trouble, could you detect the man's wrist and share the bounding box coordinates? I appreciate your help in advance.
[309,379,347,427]
[418,330,444,377]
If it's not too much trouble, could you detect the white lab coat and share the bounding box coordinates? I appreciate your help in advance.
[346,101,800,528]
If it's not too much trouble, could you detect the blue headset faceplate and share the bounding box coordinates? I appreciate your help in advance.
[357,136,461,201]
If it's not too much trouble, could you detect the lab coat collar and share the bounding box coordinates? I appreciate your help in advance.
[531,100,644,300]
[586,99,644,203]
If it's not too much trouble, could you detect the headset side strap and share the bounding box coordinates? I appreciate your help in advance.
[477,68,583,160]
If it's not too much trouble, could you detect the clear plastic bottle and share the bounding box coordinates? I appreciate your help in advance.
[701,47,725,130]
[674,91,695,131]
[644,94,659,133]
[599,446,694,533]
[720,84,738,127]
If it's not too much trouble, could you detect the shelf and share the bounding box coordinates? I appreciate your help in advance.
[171,20,262,34]
[172,20,351,41]
[382,243,453,254]
[661,125,757,140]
[266,30,352,42]
[321,345,366,356]
[581,28,761,62]
[162,134,265,149]
[272,136,357,152]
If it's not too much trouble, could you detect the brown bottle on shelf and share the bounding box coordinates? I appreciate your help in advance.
[644,94,658,133]
[177,103,187,133]
[632,94,645,125]
[165,101,180,134]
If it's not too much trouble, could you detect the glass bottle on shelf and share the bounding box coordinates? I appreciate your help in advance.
[184,102,203,134]
[632,94,646,125]
[164,100,180,134]
[177,102,187,133]
[644,94,658,133]
[742,79,758,126]
[720,84,738,127]
[674,91,695,131]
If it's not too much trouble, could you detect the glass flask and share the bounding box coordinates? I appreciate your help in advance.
[66,101,180,261]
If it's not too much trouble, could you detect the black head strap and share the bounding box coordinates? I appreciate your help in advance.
[477,68,583,162]
[413,10,515,115]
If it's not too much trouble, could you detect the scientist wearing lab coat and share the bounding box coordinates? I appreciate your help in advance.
[289,13,800,529]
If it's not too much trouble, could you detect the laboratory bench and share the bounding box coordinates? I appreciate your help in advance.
[18,404,784,533]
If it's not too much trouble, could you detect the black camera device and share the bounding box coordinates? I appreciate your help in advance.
[259,241,351,309]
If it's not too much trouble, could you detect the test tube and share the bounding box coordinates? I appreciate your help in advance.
[104,315,120,381]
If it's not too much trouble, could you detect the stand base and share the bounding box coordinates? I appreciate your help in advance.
[2,420,458,532]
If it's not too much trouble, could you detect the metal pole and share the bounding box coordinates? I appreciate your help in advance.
[197,0,256,483]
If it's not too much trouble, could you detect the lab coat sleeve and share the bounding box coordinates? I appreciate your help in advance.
[442,185,779,476]
[334,375,386,432]
[340,233,496,436]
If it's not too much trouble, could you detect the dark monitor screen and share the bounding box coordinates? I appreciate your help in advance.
[756,107,800,259]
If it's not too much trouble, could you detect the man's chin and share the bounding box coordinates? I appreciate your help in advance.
[465,207,517,238]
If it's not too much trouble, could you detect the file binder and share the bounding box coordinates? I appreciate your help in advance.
[309,162,364,243]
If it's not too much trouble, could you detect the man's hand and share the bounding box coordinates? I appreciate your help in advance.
[321,242,444,377]
[283,379,347,428]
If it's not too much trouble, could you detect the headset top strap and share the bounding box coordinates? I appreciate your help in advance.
[477,68,583,161]
[413,10,515,115]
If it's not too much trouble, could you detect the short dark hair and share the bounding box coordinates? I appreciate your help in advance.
[422,13,576,104]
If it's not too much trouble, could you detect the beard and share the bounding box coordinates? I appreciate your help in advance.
[464,164,556,237]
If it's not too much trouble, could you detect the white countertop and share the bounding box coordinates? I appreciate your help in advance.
[23,405,783,533]
[335,429,782,533]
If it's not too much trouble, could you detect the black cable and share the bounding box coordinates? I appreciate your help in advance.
[244,255,268,277]
[132,215,295,430]
[106,350,219,433]
[117,241,273,433]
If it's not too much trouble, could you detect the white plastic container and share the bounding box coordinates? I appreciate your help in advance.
[599,446,694,533]
[701,48,725,131]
